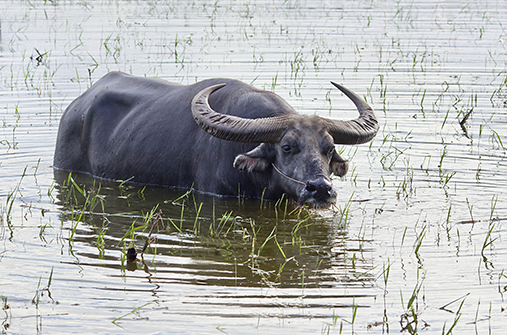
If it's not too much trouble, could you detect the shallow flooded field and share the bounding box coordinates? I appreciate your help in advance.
[1,0,507,334]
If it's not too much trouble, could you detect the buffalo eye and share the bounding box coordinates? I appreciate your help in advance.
[282,144,292,153]
[326,146,335,158]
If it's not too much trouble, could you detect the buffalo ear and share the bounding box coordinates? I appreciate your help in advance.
[330,151,349,177]
[233,144,272,172]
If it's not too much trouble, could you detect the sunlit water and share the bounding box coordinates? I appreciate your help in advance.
[1,0,507,334]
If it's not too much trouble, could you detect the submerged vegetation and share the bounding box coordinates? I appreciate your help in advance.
[55,173,364,290]
[1,0,507,334]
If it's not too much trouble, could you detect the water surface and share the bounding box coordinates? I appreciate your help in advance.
[1,0,507,334]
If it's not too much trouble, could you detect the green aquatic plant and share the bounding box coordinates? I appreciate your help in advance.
[382,259,391,291]
[1,294,10,330]
[119,205,160,257]
[378,134,406,170]
[211,210,235,237]
[491,129,506,150]
[480,223,497,270]
[466,197,474,225]
[193,202,203,234]
[334,191,354,227]
[400,268,426,334]
[4,165,27,225]
[444,203,452,239]
[32,267,54,308]
[112,302,153,325]
[440,293,468,335]
[490,74,507,108]
[489,194,498,221]
[413,225,426,265]
[396,166,414,201]
[438,145,447,176]
[59,174,106,242]
[96,226,108,259]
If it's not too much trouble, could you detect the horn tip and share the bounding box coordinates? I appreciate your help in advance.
[212,83,227,90]
[330,81,345,92]
[204,83,227,94]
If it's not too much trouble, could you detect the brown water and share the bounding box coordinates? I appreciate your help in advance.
[1,0,507,334]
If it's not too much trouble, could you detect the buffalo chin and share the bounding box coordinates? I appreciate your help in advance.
[298,190,337,209]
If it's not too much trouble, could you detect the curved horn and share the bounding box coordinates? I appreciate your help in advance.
[191,83,290,143]
[325,82,379,145]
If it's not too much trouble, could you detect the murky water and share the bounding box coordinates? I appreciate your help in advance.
[1,0,507,334]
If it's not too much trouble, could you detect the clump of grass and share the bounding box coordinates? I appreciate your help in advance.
[400,268,427,334]
[59,174,105,242]
[32,267,54,308]
[440,293,469,334]
[333,191,355,227]
[119,219,144,272]
[119,206,159,258]
[117,206,170,271]
[378,134,406,170]
[60,173,105,218]
[96,226,108,259]
[140,209,164,256]
[382,259,391,292]
[396,167,415,201]
[480,223,497,270]
[347,298,358,326]
[210,210,235,237]
[3,165,27,226]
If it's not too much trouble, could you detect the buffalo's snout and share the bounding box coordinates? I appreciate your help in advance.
[305,178,334,203]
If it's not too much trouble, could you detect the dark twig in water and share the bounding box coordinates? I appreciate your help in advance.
[439,292,470,313]
[125,210,163,263]
[459,108,473,138]
[141,210,164,256]
[30,48,47,66]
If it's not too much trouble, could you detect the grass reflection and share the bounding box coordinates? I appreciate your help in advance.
[53,170,375,290]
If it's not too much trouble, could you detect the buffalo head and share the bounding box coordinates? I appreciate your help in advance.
[191,82,378,208]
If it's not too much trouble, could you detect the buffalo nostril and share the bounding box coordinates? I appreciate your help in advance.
[305,181,317,193]
[305,179,332,200]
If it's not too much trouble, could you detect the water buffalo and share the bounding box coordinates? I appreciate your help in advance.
[54,72,378,208]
